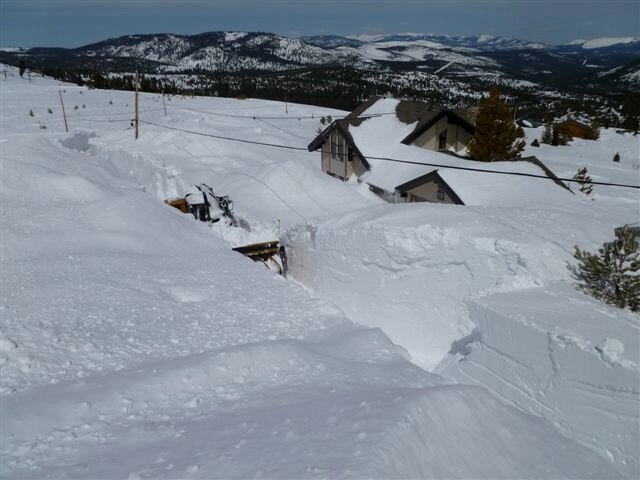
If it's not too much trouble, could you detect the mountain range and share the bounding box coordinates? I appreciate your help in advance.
[3,31,638,89]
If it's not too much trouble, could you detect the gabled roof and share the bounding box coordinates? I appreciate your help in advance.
[307,119,370,170]
[396,170,465,205]
[400,109,476,145]
[307,97,476,156]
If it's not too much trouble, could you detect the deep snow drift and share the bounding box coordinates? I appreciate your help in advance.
[1,66,637,478]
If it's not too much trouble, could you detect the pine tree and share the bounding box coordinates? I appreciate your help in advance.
[573,167,593,196]
[584,121,600,140]
[18,59,26,78]
[551,124,569,146]
[541,123,553,144]
[468,86,525,161]
[572,226,640,312]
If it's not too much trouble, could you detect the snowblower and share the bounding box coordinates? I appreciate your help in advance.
[165,184,287,276]
[166,183,237,226]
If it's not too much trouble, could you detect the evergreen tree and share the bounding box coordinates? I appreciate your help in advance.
[622,115,639,134]
[584,121,600,140]
[468,86,525,161]
[573,167,593,196]
[572,226,640,312]
[551,124,569,146]
[541,123,553,144]
[18,58,26,78]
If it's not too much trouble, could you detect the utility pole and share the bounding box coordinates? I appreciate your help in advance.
[59,91,68,133]
[284,91,288,115]
[135,71,139,140]
[162,89,167,116]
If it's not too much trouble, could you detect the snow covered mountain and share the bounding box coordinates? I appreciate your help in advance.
[344,32,550,50]
[9,30,639,79]
[64,31,372,72]
[1,31,638,115]
[567,36,640,50]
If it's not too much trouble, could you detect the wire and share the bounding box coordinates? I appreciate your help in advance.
[153,100,396,121]
[139,119,310,151]
[225,172,307,219]
[138,119,640,190]
[256,117,309,140]
[69,108,164,118]
[72,117,133,123]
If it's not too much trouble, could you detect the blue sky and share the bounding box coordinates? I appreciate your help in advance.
[2,0,638,48]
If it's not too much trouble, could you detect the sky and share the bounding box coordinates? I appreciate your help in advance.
[2,0,639,48]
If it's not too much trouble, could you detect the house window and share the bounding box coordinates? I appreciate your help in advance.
[438,130,448,150]
[331,133,343,162]
[437,189,445,201]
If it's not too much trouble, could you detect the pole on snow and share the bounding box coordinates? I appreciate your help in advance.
[162,89,167,116]
[135,71,139,140]
[59,91,68,133]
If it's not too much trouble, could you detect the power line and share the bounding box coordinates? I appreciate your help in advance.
[148,99,396,121]
[225,172,306,219]
[138,119,640,190]
[140,119,310,151]
[256,117,309,140]
[73,117,133,123]
[68,107,163,118]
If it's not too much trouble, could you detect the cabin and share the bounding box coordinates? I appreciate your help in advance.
[308,97,572,206]
[308,97,476,181]
[558,119,591,139]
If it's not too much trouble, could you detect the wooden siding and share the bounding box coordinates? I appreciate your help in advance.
[403,179,458,204]
[319,131,366,181]
[411,117,471,153]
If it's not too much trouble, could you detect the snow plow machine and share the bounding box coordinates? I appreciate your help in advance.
[166,184,287,276]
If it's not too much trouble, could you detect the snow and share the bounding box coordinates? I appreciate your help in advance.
[341,98,575,206]
[1,65,637,478]
[224,31,248,42]
[437,284,640,476]
[580,37,639,49]
[621,69,640,84]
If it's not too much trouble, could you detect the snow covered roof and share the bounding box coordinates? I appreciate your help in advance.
[428,159,572,206]
[309,97,571,205]
[307,97,475,155]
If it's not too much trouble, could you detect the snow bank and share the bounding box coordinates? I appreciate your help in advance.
[3,331,621,479]
[284,201,613,370]
[284,200,639,476]
[437,285,640,478]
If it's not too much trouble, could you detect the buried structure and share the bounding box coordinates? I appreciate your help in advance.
[308,97,572,205]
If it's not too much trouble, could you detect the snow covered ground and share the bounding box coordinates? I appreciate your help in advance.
[1,66,638,478]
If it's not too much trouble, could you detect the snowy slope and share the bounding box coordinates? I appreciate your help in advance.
[576,37,639,50]
[437,284,639,476]
[0,66,635,478]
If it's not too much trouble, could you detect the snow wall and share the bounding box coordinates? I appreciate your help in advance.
[284,202,639,477]
[284,202,595,370]
[437,287,639,478]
